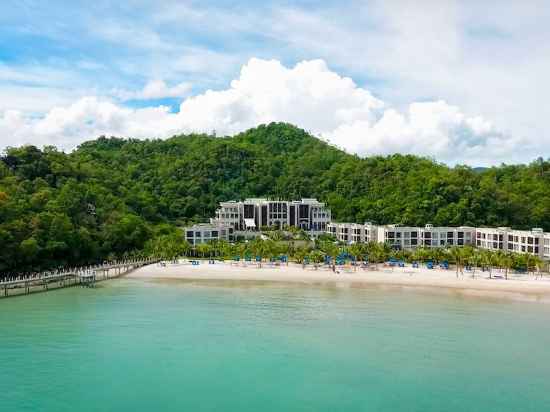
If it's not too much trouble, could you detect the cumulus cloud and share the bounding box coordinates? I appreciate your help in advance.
[113,79,192,100]
[0,58,519,165]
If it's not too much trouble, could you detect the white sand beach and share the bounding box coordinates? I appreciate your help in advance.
[127,260,550,302]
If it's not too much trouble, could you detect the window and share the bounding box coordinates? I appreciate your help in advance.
[424,232,431,239]
[187,231,193,237]
[458,232,464,238]
[212,231,219,237]
[411,231,418,238]
[448,232,454,238]
[195,232,201,237]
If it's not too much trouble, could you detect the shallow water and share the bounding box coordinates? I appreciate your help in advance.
[1,279,550,411]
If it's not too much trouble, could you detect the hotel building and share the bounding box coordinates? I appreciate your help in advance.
[184,223,234,246]
[327,222,378,243]
[212,198,331,234]
[327,223,547,259]
[476,227,545,256]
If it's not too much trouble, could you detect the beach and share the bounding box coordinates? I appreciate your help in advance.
[128,260,550,302]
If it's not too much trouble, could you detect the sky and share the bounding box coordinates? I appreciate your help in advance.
[0,0,549,166]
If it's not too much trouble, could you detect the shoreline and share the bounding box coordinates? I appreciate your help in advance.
[127,261,550,303]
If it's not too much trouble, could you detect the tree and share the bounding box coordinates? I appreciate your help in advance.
[449,247,465,278]
[501,252,514,280]
[309,250,325,269]
[320,241,340,272]
[195,243,212,258]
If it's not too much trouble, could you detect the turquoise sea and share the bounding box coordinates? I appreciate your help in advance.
[1,279,550,412]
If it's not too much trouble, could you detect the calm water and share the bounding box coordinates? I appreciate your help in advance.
[1,279,550,412]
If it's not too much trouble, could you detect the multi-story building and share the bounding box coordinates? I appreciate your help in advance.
[376,225,422,249]
[374,224,475,249]
[420,225,476,248]
[213,198,331,234]
[475,227,507,251]
[183,223,234,246]
[327,222,377,243]
[544,233,550,260]
[476,227,546,257]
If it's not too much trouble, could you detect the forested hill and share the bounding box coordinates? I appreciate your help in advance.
[1,122,550,273]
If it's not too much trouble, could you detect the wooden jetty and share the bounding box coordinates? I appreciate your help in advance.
[0,259,156,299]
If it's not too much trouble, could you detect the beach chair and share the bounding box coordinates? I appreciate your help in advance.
[412,261,419,269]
[426,261,434,270]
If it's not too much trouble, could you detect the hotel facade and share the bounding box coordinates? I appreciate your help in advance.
[183,197,550,261]
[211,198,331,233]
[328,223,550,260]
[184,223,234,246]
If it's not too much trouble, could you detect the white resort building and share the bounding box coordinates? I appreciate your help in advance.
[182,197,550,261]
[327,222,549,260]
[184,223,234,246]
[211,198,331,234]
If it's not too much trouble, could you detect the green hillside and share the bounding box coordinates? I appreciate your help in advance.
[1,122,550,273]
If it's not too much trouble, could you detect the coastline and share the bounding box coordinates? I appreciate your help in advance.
[127,261,550,303]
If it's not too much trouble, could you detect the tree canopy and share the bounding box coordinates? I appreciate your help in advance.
[2,122,550,274]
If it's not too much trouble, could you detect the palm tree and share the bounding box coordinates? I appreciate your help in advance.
[468,250,481,278]
[449,247,466,278]
[310,250,325,270]
[526,254,542,278]
[348,243,365,271]
[365,241,382,270]
[293,246,308,267]
[250,238,270,268]
[196,243,212,259]
[501,252,514,280]
[480,250,493,279]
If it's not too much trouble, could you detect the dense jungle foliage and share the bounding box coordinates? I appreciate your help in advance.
[1,122,550,274]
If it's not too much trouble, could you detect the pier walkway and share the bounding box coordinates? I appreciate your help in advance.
[0,259,157,298]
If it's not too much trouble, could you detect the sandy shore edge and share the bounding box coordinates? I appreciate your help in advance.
[127,261,550,303]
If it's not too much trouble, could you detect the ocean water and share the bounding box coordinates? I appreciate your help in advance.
[1,279,550,412]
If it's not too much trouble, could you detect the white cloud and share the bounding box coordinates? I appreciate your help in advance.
[0,58,520,165]
[113,80,192,101]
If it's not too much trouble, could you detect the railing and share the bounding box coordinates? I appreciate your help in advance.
[0,258,157,298]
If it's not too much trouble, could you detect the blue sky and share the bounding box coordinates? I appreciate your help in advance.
[1,0,549,165]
